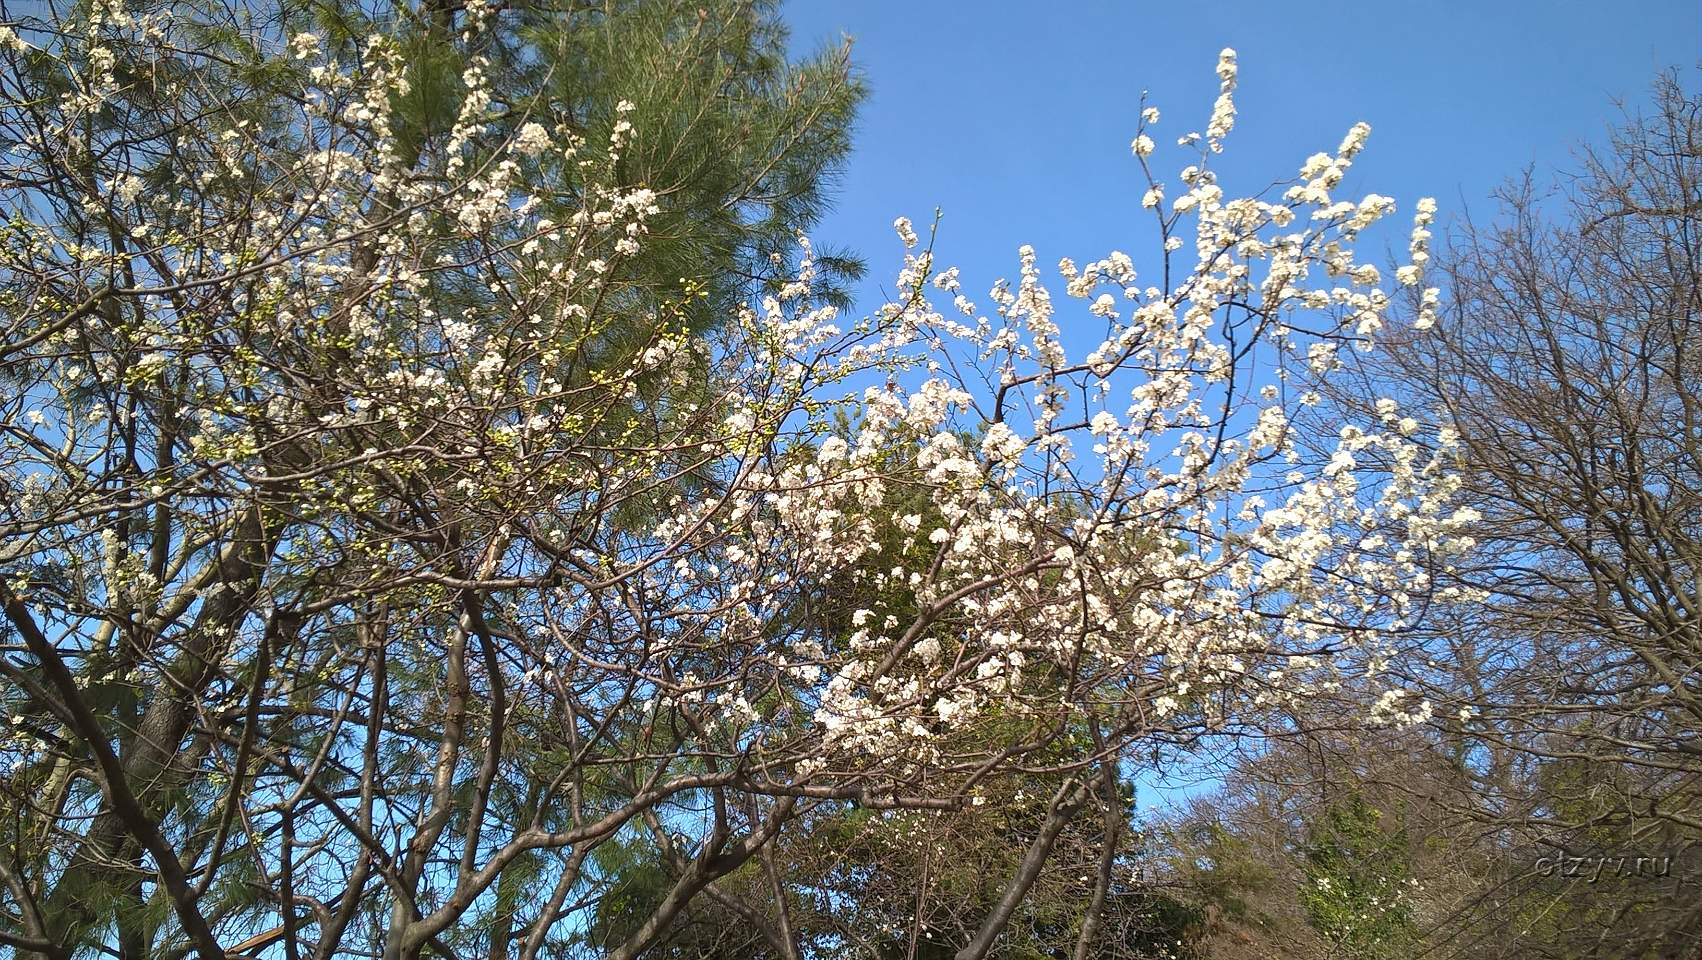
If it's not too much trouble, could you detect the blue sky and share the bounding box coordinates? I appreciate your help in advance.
[785,0,1702,308]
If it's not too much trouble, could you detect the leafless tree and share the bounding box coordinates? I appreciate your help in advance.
[1312,69,1702,959]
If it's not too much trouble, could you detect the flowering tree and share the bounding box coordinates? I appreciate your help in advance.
[0,3,1471,957]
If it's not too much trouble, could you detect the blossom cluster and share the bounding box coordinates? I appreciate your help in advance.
[544,54,1472,768]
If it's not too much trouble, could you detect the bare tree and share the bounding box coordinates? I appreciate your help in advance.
[1309,70,1702,960]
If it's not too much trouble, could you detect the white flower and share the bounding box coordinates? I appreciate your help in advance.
[290,32,320,60]
[1339,121,1372,159]
[1324,450,1356,477]
[112,174,145,205]
[1216,47,1238,81]
[981,423,1026,463]
[134,352,170,376]
[512,122,552,157]
[913,636,941,666]
[1206,48,1238,148]
[893,216,919,248]
[1130,134,1155,158]
[818,437,849,463]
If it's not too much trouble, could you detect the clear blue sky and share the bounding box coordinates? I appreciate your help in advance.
[785,0,1701,307]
